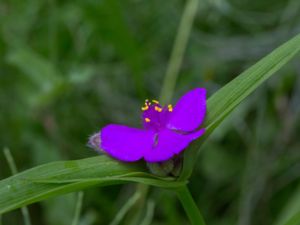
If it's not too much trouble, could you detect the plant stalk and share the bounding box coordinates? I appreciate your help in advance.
[175,185,206,225]
[160,0,199,104]
[71,191,84,225]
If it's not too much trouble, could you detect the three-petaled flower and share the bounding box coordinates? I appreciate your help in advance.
[89,88,206,163]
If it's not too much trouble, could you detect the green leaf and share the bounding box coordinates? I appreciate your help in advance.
[279,212,300,225]
[179,33,300,181]
[0,156,185,214]
[274,185,300,225]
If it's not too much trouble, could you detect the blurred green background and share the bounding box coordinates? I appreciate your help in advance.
[0,0,300,225]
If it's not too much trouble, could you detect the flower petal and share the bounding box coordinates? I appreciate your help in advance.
[144,128,205,163]
[101,124,155,162]
[167,88,206,132]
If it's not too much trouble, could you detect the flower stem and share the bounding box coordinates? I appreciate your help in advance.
[159,0,199,104]
[175,185,206,225]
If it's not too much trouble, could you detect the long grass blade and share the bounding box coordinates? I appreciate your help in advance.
[279,211,300,225]
[109,190,141,225]
[160,0,199,104]
[179,33,300,180]
[0,156,184,214]
[140,200,155,225]
[274,185,300,225]
[3,148,32,225]
[71,191,84,225]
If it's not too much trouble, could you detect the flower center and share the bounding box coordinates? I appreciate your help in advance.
[141,99,173,131]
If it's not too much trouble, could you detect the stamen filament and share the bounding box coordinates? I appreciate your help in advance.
[145,99,151,106]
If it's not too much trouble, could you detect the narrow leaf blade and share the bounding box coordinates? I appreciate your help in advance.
[180,33,300,180]
[0,156,181,214]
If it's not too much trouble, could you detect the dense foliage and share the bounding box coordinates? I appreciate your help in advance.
[0,0,299,225]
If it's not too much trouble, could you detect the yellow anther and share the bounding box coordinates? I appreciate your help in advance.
[145,118,151,123]
[154,106,162,112]
[152,99,159,104]
[141,105,149,111]
[168,104,173,112]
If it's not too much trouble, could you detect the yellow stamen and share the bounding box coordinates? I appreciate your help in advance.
[145,118,151,123]
[152,99,159,104]
[168,104,173,112]
[141,105,149,111]
[154,106,162,112]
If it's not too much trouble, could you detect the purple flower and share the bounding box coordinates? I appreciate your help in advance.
[90,88,206,163]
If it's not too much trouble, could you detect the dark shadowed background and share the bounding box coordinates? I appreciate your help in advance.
[0,0,300,225]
